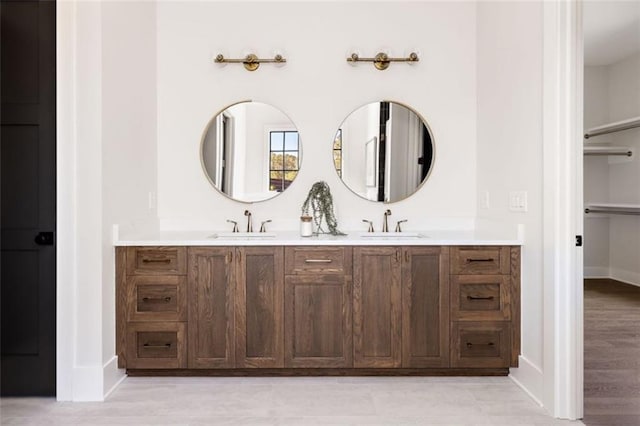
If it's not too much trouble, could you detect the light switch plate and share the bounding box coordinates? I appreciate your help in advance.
[509,191,527,212]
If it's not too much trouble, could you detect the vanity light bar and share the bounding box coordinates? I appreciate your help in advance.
[347,52,419,70]
[214,53,286,71]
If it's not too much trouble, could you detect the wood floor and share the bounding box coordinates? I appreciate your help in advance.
[584,279,640,426]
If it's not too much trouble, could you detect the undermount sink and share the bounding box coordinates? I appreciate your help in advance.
[359,232,426,238]
[209,232,277,238]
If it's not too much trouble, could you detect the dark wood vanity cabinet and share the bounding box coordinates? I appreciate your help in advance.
[117,247,188,369]
[449,246,520,368]
[237,247,284,368]
[284,247,353,368]
[187,247,236,368]
[116,244,520,374]
[353,247,402,368]
[401,246,450,368]
[353,246,450,369]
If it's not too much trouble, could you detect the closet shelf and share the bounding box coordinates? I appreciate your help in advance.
[583,146,633,157]
[584,116,640,139]
[584,203,640,216]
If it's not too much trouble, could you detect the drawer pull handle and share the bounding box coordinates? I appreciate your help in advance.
[467,296,495,301]
[142,258,171,264]
[466,258,494,263]
[466,342,495,347]
[304,259,332,263]
[143,343,172,348]
[142,297,172,303]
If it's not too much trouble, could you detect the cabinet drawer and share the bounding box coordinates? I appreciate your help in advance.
[451,275,510,321]
[451,321,510,368]
[450,247,510,275]
[126,247,187,275]
[285,247,352,275]
[126,322,186,369]
[127,276,187,322]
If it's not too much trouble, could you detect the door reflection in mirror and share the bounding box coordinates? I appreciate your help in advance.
[334,101,434,203]
[201,101,301,203]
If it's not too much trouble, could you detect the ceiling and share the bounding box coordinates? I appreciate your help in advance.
[584,0,640,66]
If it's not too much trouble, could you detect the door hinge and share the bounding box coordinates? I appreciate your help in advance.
[575,235,583,247]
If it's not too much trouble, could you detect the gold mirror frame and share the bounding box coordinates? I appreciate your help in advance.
[332,100,435,204]
[200,100,302,204]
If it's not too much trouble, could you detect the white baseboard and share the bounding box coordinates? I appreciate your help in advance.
[584,266,610,278]
[509,356,544,407]
[69,357,126,401]
[610,268,640,288]
[103,355,126,399]
[72,365,104,401]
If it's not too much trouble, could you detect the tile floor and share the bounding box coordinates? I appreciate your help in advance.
[1,376,585,425]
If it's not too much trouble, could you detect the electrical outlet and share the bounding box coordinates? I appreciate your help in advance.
[509,191,527,212]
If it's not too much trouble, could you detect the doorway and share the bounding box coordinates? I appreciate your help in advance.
[582,2,640,424]
[1,0,57,396]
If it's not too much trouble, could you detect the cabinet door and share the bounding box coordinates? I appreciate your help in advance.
[402,247,450,368]
[284,274,352,368]
[353,247,402,368]
[236,247,284,368]
[188,247,235,368]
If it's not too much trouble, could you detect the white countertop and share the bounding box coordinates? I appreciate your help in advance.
[114,229,523,247]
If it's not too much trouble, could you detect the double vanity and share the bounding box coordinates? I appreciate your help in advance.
[115,233,521,376]
[115,99,521,376]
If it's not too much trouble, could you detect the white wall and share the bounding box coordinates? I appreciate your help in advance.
[57,0,158,400]
[101,0,159,393]
[156,1,478,231]
[583,66,611,277]
[608,53,640,286]
[476,1,545,402]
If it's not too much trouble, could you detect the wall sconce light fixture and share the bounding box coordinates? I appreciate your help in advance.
[347,51,419,71]
[214,53,286,71]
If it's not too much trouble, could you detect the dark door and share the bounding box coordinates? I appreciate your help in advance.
[1,0,56,396]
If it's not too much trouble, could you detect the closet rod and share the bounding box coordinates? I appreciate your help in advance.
[584,116,640,139]
[584,150,632,157]
[585,208,640,216]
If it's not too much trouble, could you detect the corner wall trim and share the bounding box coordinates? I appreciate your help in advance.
[510,356,544,408]
[103,355,127,399]
[542,0,584,419]
[610,268,640,288]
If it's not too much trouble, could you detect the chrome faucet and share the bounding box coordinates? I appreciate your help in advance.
[244,210,253,232]
[382,209,392,232]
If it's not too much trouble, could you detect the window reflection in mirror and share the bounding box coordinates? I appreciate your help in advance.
[334,101,434,203]
[201,101,300,203]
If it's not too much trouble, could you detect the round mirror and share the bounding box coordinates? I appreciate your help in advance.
[333,101,434,203]
[201,101,301,203]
